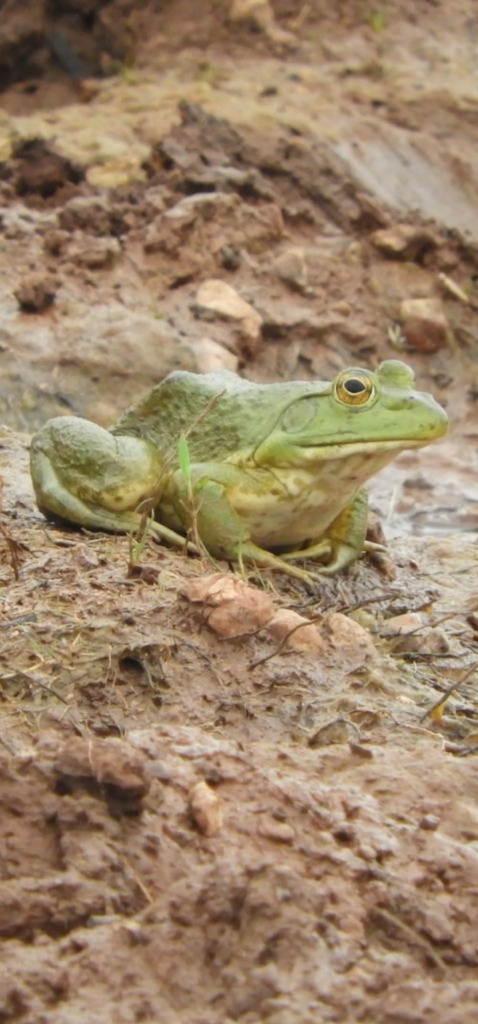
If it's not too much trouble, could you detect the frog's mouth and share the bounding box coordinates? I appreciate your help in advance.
[286,435,443,461]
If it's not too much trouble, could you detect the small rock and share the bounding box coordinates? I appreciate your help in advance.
[194,279,263,341]
[188,780,223,836]
[58,196,115,236]
[332,300,352,316]
[164,191,239,225]
[14,273,57,313]
[181,573,274,637]
[260,301,314,335]
[228,0,295,45]
[309,719,358,748]
[394,628,450,657]
[220,245,242,271]
[371,224,438,262]
[267,609,326,653]
[381,612,424,636]
[272,248,308,291]
[258,818,295,844]
[419,813,440,831]
[349,742,374,759]
[86,154,147,189]
[43,228,69,255]
[75,544,101,569]
[399,297,449,352]
[194,337,239,374]
[324,612,377,664]
[70,236,121,269]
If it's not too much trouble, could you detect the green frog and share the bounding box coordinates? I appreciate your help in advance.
[30,360,448,583]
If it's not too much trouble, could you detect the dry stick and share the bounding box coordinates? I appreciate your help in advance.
[249,618,322,670]
[372,907,447,974]
[0,522,22,580]
[0,668,71,706]
[419,660,478,723]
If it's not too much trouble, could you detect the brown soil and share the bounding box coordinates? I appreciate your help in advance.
[1,2,478,1022]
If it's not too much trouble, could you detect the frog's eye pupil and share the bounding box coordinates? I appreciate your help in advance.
[344,379,366,394]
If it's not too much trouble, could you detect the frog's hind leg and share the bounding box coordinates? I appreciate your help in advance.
[30,416,168,537]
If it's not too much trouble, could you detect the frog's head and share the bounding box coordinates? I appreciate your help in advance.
[253,360,448,467]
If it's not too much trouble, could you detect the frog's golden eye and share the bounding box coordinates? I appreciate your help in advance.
[334,372,375,406]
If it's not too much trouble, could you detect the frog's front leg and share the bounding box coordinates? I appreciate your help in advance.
[30,416,173,538]
[169,464,320,584]
[281,489,370,574]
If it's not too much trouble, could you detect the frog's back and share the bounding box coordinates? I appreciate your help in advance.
[112,369,326,460]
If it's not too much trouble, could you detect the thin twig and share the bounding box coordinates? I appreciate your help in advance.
[419,661,478,722]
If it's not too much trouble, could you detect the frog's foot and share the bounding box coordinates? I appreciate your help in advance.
[280,538,332,565]
[279,538,358,576]
[233,541,321,586]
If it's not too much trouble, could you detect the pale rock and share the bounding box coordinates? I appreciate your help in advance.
[194,279,263,341]
[15,274,57,313]
[394,627,450,657]
[228,0,295,45]
[267,609,327,653]
[194,337,239,374]
[381,612,424,636]
[258,817,295,843]
[272,248,308,291]
[75,545,101,570]
[399,297,450,352]
[371,224,438,262]
[164,191,239,224]
[58,196,115,235]
[332,300,352,316]
[181,573,275,638]
[188,780,223,837]
[324,612,377,664]
[69,236,121,269]
[309,719,359,748]
[86,155,147,188]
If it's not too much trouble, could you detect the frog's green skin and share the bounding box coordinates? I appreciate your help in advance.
[30,360,448,583]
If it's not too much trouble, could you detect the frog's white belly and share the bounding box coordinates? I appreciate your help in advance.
[229,451,395,548]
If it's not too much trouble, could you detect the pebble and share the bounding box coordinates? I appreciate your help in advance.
[188,780,223,837]
[324,612,377,663]
[228,0,295,45]
[194,279,263,341]
[399,297,449,352]
[267,609,326,653]
[258,817,295,844]
[381,612,424,636]
[272,248,308,291]
[14,273,57,312]
[371,224,438,261]
[393,628,450,657]
[70,236,121,269]
[181,573,274,638]
[194,337,239,374]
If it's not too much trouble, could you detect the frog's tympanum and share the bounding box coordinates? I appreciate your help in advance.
[30,360,448,583]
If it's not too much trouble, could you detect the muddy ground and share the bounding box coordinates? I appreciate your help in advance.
[1,1,478,1022]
